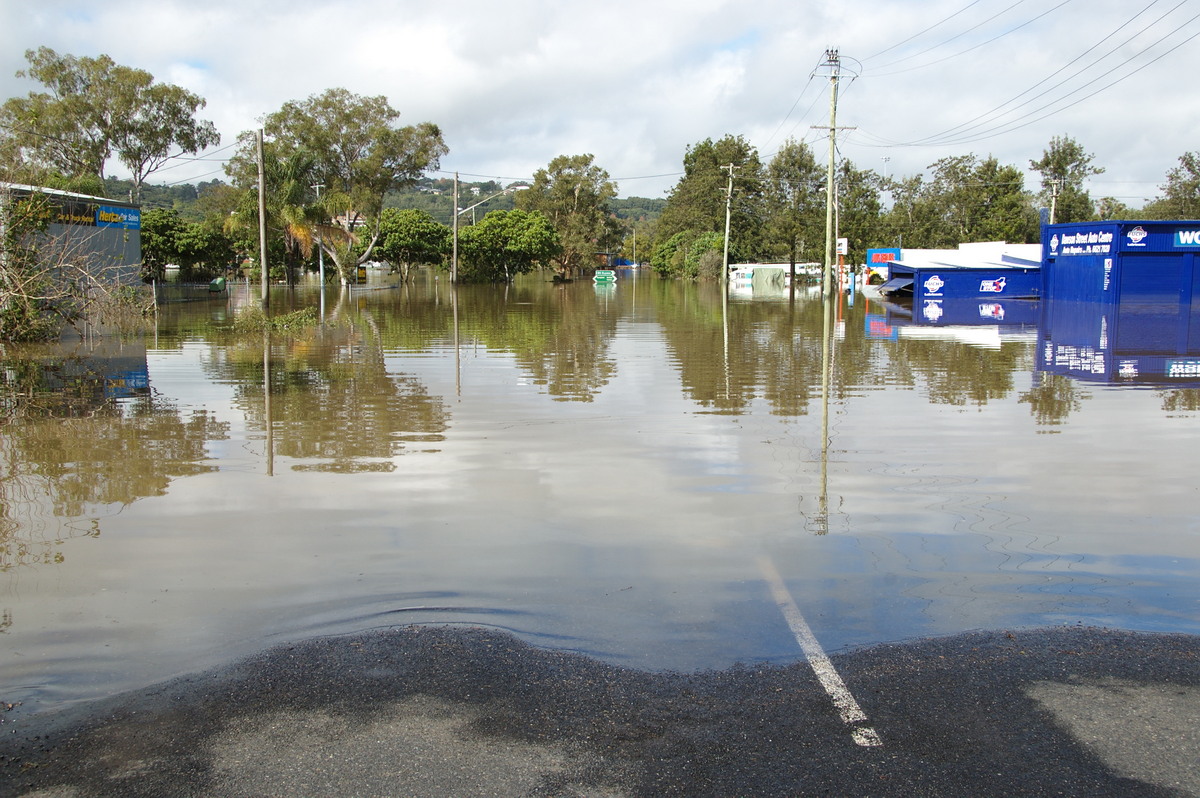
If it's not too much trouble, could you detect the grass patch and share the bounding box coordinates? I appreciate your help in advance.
[232,306,319,333]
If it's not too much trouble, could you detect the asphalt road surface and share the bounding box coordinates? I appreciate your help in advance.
[1,626,1197,797]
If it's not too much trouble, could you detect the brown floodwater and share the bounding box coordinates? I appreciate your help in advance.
[1,271,1197,714]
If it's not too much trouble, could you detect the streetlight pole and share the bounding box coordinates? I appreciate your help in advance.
[451,173,459,283]
[451,183,520,282]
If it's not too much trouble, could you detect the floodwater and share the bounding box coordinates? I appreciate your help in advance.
[2,272,1198,714]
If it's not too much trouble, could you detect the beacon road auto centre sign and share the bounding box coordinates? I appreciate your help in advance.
[1050,223,1200,256]
[1048,229,1115,257]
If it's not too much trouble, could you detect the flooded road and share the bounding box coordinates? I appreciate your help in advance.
[2,273,1198,714]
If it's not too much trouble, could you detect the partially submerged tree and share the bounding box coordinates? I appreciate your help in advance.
[515,154,620,278]
[0,47,218,199]
[650,230,724,280]
[656,135,765,265]
[141,207,236,281]
[233,88,448,285]
[764,139,823,270]
[227,145,323,283]
[373,208,450,280]
[457,209,560,283]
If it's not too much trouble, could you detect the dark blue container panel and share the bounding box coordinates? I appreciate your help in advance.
[1116,254,1192,354]
[1042,251,1108,303]
[1043,221,1200,363]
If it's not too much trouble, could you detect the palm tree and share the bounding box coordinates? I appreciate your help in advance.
[227,146,333,284]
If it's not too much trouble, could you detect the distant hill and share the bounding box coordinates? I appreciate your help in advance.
[109,176,666,226]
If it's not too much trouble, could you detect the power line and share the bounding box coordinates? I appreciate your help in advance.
[869,0,1073,78]
[848,1,1200,152]
[901,0,1190,147]
[869,0,1047,73]
[863,0,990,62]
[909,8,1200,148]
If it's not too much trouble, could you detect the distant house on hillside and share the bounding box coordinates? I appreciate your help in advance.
[0,182,142,285]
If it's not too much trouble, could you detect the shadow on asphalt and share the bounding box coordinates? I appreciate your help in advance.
[1,626,1197,797]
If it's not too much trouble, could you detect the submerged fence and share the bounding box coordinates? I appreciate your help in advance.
[152,281,228,304]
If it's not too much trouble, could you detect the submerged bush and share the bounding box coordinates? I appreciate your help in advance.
[232,306,319,333]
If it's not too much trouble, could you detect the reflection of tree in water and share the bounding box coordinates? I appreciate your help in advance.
[656,287,1036,416]
[460,284,619,402]
[1020,373,1086,426]
[884,336,1030,407]
[655,282,803,415]
[1160,388,1200,414]
[1,351,229,569]
[218,323,450,473]
[323,282,620,403]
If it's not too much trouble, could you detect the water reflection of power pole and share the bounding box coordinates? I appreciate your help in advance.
[453,286,461,398]
[722,283,731,401]
[312,182,326,320]
[263,330,274,477]
[814,282,835,535]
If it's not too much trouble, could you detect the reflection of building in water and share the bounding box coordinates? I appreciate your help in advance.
[1,341,148,569]
[0,340,150,416]
[1038,300,1200,386]
[0,340,227,570]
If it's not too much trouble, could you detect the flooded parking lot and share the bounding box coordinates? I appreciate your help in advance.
[2,273,1198,715]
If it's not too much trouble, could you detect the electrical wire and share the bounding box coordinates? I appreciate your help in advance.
[863,0,991,62]
[903,7,1200,148]
[848,0,1200,152]
[868,0,1041,73]
[869,0,1073,78]
[902,0,1188,147]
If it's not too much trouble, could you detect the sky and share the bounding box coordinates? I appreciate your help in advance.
[2,0,1198,204]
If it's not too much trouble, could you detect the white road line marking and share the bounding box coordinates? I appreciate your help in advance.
[757,555,883,748]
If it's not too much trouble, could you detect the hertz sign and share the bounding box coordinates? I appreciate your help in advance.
[52,200,141,230]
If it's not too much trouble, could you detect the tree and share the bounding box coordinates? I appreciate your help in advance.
[649,230,724,279]
[458,209,560,283]
[236,88,448,285]
[373,208,450,279]
[764,139,823,269]
[227,144,323,283]
[141,207,187,279]
[1149,152,1200,220]
[1030,135,1103,224]
[142,207,236,281]
[0,48,218,198]
[515,154,620,278]
[1095,196,1135,221]
[882,154,1035,248]
[111,82,220,202]
[834,161,887,264]
[656,135,765,265]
